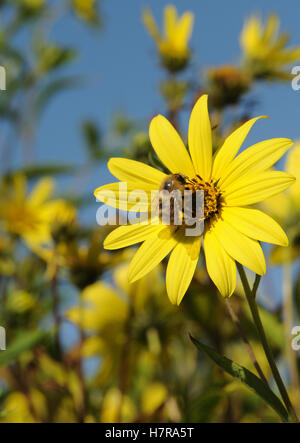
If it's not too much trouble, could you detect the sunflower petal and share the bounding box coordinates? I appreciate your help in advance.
[219,138,293,188]
[204,228,236,297]
[108,158,166,189]
[224,171,295,206]
[212,116,267,180]
[286,142,300,201]
[149,115,195,177]
[263,14,279,44]
[276,47,300,63]
[12,174,27,202]
[166,236,201,305]
[213,219,266,275]
[222,207,288,246]
[94,182,150,212]
[29,178,54,206]
[142,8,161,43]
[128,227,178,283]
[164,5,177,40]
[104,223,162,250]
[188,94,212,180]
[240,15,262,54]
[174,12,194,48]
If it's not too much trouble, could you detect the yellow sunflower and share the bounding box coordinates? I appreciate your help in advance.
[240,14,300,80]
[263,141,300,264]
[0,174,55,245]
[0,174,75,254]
[142,4,194,72]
[94,95,294,305]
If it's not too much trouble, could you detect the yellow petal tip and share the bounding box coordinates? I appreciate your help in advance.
[94,188,101,199]
[127,271,138,284]
[103,239,111,250]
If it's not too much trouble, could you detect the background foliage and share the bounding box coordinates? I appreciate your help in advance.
[0,0,299,423]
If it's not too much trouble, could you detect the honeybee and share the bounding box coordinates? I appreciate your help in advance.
[154,173,197,228]
[159,173,187,193]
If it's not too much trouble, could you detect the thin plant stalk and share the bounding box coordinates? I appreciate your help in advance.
[76,297,88,423]
[224,298,268,385]
[51,250,62,357]
[237,263,299,423]
[282,261,300,414]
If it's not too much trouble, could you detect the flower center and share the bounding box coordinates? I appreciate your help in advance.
[184,175,223,222]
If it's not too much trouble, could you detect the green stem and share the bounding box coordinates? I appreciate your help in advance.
[237,263,299,423]
[252,274,261,299]
[224,298,268,385]
[282,262,300,414]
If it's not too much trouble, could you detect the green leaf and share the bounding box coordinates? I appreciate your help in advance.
[37,46,77,74]
[259,309,285,350]
[0,330,48,366]
[185,389,223,422]
[82,120,106,161]
[190,335,289,422]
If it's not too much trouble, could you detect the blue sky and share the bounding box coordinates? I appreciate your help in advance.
[37,0,300,192]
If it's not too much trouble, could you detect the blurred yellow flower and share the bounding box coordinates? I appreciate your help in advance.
[0,389,47,423]
[113,256,164,310]
[99,382,169,423]
[25,199,78,278]
[240,14,300,80]
[95,95,294,304]
[0,175,59,248]
[141,382,168,416]
[72,0,98,24]
[100,387,137,423]
[142,5,194,72]
[0,175,78,265]
[6,290,36,314]
[67,281,128,331]
[207,65,250,108]
[263,142,300,264]
[286,141,300,204]
[46,199,77,243]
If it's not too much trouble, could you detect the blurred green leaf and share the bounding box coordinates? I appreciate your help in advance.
[0,330,48,366]
[185,388,223,422]
[113,112,134,136]
[36,46,77,75]
[190,335,288,422]
[259,308,285,350]
[82,120,106,161]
